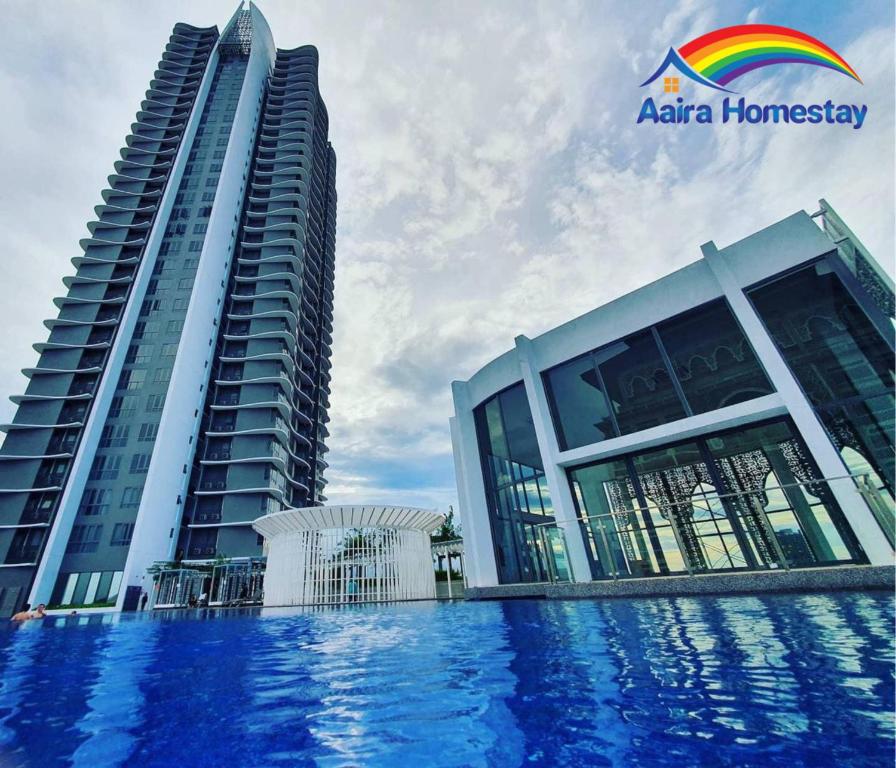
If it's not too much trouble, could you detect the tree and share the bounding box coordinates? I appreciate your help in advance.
[431,505,462,542]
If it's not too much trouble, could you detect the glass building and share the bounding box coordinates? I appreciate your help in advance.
[451,202,894,589]
[0,4,337,613]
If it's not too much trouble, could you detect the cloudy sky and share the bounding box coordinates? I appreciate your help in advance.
[0,0,892,517]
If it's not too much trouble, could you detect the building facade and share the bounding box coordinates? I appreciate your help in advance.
[451,202,894,589]
[0,3,337,613]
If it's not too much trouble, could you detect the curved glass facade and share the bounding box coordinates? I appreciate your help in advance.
[474,384,558,584]
[544,299,774,451]
[569,418,863,580]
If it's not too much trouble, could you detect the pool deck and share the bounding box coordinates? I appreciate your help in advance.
[465,564,895,601]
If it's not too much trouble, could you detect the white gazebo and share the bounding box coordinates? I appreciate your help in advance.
[253,505,444,607]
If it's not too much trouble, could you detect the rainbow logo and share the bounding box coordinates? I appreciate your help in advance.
[641,24,862,93]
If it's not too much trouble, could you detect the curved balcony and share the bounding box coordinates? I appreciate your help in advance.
[144,86,191,102]
[219,351,295,373]
[250,181,307,201]
[33,340,110,353]
[210,398,292,421]
[92,201,157,217]
[62,275,132,289]
[107,170,168,187]
[238,252,302,272]
[239,236,304,255]
[0,485,63,495]
[215,373,293,395]
[0,452,73,462]
[101,186,162,203]
[52,295,126,309]
[223,329,297,352]
[257,140,309,156]
[227,308,298,325]
[43,316,117,330]
[193,485,287,500]
[245,205,306,223]
[134,107,185,122]
[252,168,305,183]
[294,344,314,369]
[0,421,83,433]
[234,275,302,300]
[86,218,152,234]
[78,236,146,251]
[242,217,305,235]
[231,289,300,315]
[123,133,180,149]
[247,191,308,208]
[71,254,140,269]
[204,425,291,441]
[139,97,188,112]
[200,454,288,470]
[9,392,92,405]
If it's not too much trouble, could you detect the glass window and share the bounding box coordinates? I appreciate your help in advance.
[631,441,751,573]
[66,525,103,554]
[596,331,686,435]
[657,300,774,413]
[111,523,135,546]
[749,262,893,406]
[570,457,687,579]
[121,487,143,508]
[749,261,895,520]
[706,421,860,566]
[544,354,616,450]
[78,488,110,517]
[474,383,555,585]
[129,454,151,474]
[565,417,863,581]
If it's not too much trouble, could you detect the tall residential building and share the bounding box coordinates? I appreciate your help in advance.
[0,3,337,613]
[451,202,894,594]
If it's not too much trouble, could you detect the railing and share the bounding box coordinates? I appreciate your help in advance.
[534,474,894,584]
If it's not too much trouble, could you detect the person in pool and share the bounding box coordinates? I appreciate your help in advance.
[11,604,46,621]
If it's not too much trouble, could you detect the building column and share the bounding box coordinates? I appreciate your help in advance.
[515,336,592,583]
[450,387,499,587]
[702,242,893,565]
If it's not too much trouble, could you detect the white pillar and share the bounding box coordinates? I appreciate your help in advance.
[446,554,453,599]
[702,241,893,564]
[515,335,592,583]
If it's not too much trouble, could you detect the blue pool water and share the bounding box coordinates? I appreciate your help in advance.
[0,592,892,767]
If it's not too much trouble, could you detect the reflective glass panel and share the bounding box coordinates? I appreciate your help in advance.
[749,262,893,405]
[474,383,555,584]
[657,300,774,414]
[705,420,861,566]
[596,331,687,435]
[631,442,749,572]
[544,354,617,450]
[570,458,687,579]
[749,261,895,527]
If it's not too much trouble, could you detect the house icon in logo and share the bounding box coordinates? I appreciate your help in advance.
[641,47,731,92]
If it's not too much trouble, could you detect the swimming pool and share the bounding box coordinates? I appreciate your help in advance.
[0,591,892,767]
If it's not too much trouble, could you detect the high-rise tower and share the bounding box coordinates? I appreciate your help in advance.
[0,3,337,613]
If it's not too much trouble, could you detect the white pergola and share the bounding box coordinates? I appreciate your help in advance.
[431,539,465,598]
[254,505,444,607]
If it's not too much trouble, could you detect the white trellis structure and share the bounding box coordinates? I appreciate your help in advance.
[253,506,445,607]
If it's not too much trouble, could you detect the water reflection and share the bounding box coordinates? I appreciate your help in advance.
[0,592,889,767]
